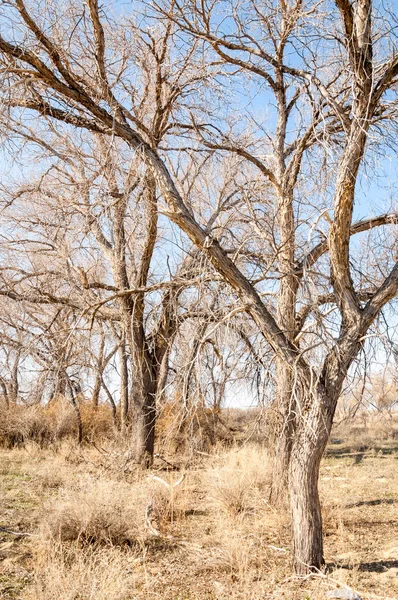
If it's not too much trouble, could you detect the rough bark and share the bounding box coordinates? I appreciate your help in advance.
[289,388,331,573]
[131,383,157,467]
[118,340,129,433]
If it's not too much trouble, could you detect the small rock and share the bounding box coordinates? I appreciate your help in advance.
[326,589,361,600]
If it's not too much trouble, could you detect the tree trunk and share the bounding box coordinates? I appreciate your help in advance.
[271,186,298,502]
[9,350,20,404]
[131,388,156,467]
[118,341,129,433]
[92,333,105,408]
[101,376,118,427]
[288,386,334,573]
[130,349,157,466]
[91,371,102,408]
[270,361,295,502]
[67,378,83,444]
[0,378,9,408]
[270,418,294,502]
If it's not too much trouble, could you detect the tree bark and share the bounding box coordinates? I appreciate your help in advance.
[130,357,157,466]
[92,333,105,408]
[0,378,9,408]
[118,340,129,433]
[67,378,83,444]
[270,387,294,504]
[91,371,102,408]
[288,385,333,573]
[131,391,156,467]
[271,185,298,501]
[101,376,118,427]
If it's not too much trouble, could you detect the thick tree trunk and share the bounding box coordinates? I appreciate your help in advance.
[289,432,326,573]
[288,385,335,573]
[271,184,298,502]
[270,361,295,502]
[131,388,156,467]
[130,345,158,466]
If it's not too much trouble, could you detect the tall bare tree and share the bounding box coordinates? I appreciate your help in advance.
[1,0,397,571]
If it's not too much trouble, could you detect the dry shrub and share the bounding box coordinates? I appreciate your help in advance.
[34,456,71,490]
[41,476,147,546]
[0,400,116,448]
[321,495,345,535]
[157,401,253,454]
[0,404,54,447]
[331,412,398,451]
[79,402,115,441]
[24,544,138,600]
[206,445,271,516]
[45,399,78,440]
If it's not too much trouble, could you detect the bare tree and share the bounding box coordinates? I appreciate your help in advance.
[1,0,398,572]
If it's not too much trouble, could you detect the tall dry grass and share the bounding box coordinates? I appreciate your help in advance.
[205,445,271,516]
[25,544,139,600]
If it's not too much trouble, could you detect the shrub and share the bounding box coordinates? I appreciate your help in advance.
[41,476,146,546]
[206,445,271,516]
[0,400,116,448]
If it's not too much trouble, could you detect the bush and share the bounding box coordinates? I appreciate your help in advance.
[0,404,54,447]
[0,400,116,447]
[41,476,146,546]
[206,445,271,516]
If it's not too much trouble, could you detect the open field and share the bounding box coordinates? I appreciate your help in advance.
[0,430,397,600]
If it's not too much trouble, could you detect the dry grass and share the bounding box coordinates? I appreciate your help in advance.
[205,445,271,516]
[0,426,397,600]
[24,544,139,600]
[40,476,147,546]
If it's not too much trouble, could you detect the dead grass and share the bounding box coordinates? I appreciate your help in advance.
[0,427,397,600]
[205,445,271,516]
[24,544,139,600]
[40,476,147,546]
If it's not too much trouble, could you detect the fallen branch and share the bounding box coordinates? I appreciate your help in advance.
[0,525,36,537]
[148,473,185,489]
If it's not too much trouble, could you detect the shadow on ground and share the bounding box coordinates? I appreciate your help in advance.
[345,498,396,508]
[331,560,398,573]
